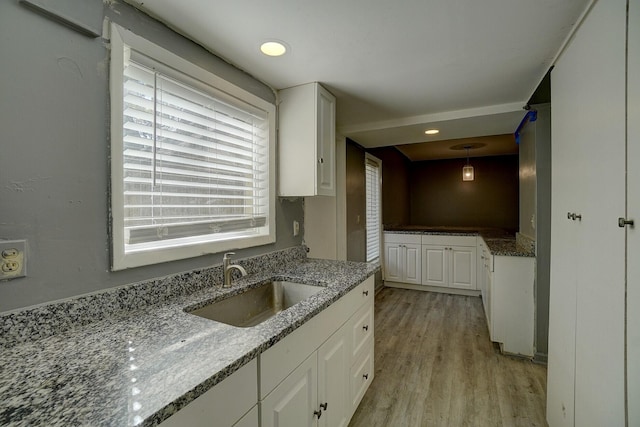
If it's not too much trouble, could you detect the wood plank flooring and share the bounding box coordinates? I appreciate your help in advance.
[349,287,547,427]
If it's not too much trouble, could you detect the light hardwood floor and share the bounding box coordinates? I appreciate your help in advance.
[349,287,547,427]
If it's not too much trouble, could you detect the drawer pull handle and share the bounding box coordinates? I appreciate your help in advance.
[363,373,369,380]
[363,290,369,296]
[363,325,369,331]
[314,409,322,419]
[320,402,328,410]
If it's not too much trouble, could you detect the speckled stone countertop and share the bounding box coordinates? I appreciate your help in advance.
[384,226,535,257]
[0,249,379,427]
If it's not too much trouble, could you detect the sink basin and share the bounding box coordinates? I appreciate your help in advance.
[188,281,324,327]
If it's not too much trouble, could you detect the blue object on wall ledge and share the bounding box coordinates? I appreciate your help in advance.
[514,110,538,144]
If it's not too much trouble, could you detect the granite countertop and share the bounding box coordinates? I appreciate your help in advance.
[0,256,379,427]
[384,226,534,257]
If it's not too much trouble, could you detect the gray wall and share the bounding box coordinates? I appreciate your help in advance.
[346,140,366,262]
[534,104,552,357]
[0,0,303,312]
[519,118,537,239]
[368,146,411,226]
[409,156,520,231]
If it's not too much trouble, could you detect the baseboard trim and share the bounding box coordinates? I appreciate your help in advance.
[384,281,481,297]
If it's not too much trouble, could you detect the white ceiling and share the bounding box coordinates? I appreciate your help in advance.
[125,0,590,150]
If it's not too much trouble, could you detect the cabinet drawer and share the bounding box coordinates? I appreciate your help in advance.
[159,358,257,427]
[233,405,258,427]
[350,337,374,412]
[384,233,422,244]
[421,235,477,247]
[350,302,374,360]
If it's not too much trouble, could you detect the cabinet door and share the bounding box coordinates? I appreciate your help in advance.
[317,325,349,427]
[159,359,257,427]
[448,246,476,290]
[316,85,335,196]
[383,243,402,282]
[422,245,447,287]
[261,353,318,427]
[476,243,485,293]
[403,243,422,285]
[484,262,493,339]
[233,406,259,427]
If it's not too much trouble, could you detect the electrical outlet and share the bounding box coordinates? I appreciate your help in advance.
[293,220,300,237]
[0,240,26,280]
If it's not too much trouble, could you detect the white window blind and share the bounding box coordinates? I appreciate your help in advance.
[110,24,275,269]
[365,157,381,262]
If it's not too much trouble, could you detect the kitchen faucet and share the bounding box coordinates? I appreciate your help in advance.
[222,252,247,288]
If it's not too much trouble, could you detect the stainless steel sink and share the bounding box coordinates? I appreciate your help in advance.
[188,281,324,327]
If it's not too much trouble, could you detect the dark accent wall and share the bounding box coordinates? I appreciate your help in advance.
[0,0,303,312]
[368,146,411,226]
[345,140,366,262]
[409,156,519,231]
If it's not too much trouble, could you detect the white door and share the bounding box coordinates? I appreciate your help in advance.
[403,243,422,285]
[449,246,476,290]
[627,0,640,423]
[384,243,402,282]
[261,353,318,427]
[422,245,447,287]
[547,1,627,426]
[317,326,349,427]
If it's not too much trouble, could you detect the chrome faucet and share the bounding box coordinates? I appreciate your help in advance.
[222,252,247,288]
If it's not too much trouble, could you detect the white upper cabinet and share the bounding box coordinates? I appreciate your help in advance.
[279,82,336,197]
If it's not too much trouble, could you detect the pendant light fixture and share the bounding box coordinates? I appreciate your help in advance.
[462,146,474,181]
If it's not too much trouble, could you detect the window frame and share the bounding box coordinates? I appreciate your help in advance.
[365,153,382,262]
[109,23,276,270]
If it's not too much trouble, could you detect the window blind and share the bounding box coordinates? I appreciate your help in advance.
[365,158,381,262]
[121,59,269,252]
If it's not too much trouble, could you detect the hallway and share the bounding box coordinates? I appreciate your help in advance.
[349,287,547,427]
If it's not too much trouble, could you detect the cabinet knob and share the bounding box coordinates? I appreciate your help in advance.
[363,325,369,331]
[320,402,328,410]
[363,290,369,296]
[319,157,324,164]
[567,212,583,221]
[363,373,369,380]
[618,217,634,228]
[314,409,322,419]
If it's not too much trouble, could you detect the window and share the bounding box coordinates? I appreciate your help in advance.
[109,24,275,270]
[365,154,382,262]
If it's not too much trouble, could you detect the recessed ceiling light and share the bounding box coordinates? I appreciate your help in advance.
[425,129,439,135]
[260,41,287,57]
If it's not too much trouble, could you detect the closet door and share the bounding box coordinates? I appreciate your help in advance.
[547,53,580,426]
[548,1,627,426]
[570,2,626,426]
[627,0,640,424]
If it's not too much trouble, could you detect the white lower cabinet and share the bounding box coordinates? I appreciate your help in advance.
[159,276,374,427]
[317,326,350,427]
[234,406,259,427]
[383,233,477,292]
[481,243,535,357]
[261,352,318,427]
[383,235,421,285]
[158,359,258,427]
[421,235,476,291]
[422,244,476,290]
[262,324,351,427]
[260,276,375,427]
